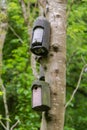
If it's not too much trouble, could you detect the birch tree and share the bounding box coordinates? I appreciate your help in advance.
[39,0,67,130]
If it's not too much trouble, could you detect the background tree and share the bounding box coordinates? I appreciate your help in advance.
[0,0,9,129]
[0,0,87,130]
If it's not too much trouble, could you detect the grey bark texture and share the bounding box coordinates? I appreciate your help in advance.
[39,0,67,130]
[0,0,9,129]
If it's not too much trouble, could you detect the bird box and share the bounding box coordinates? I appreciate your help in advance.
[30,16,50,56]
[31,80,50,111]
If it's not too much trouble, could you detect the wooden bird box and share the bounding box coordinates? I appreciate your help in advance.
[30,16,50,56]
[31,80,50,111]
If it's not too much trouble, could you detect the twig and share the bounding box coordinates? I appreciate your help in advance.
[10,120,20,130]
[27,1,31,36]
[19,0,28,24]
[18,0,31,36]
[81,55,86,64]
[65,64,87,108]
[0,79,10,130]
[0,120,7,130]
[67,0,75,18]
[8,24,24,44]
[67,49,78,67]
[27,1,30,21]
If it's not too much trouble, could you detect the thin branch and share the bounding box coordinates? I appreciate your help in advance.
[0,31,9,129]
[65,64,87,108]
[0,80,10,130]
[72,86,87,97]
[67,49,78,67]
[18,0,31,36]
[0,120,7,130]
[8,24,24,44]
[27,1,30,20]
[10,120,20,130]
[67,0,75,18]
[81,55,86,64]
[19,0,28,24]
[27,1,31,36]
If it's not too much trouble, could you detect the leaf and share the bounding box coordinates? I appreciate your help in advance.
[0,91,3,96]
[0,115,2,120]
[5,118,12,122]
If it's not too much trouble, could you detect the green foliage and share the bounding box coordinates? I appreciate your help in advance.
[0,91,3,96]
[0,0,87,129]
[66,0,87,130]
[0,12,7,22]
[0,0,40,130]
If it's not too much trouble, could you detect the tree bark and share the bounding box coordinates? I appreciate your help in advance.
[0,0,9,129]
[40,0,66,130]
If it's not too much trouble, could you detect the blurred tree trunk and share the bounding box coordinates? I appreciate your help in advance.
[39,0,67,130]
[0,0,9,129]
[0,0,8,71]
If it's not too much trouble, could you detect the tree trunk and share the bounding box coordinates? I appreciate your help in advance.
[0,0,9,129]
[40,0,66,130]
